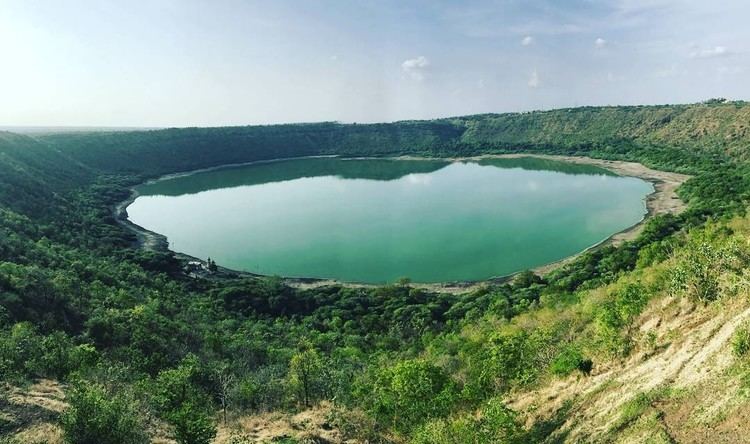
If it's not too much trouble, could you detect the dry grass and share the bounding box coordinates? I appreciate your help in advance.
[1,379,65,444]
[214,401,358,444]
[509,288,750,443]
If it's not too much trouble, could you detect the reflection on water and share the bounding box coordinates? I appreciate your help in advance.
[129,156,651,283]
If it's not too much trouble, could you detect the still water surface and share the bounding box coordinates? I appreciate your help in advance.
[127,157,653,283]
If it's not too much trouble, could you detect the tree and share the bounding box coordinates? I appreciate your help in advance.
[596,283,650,356]
[214,365,235,423]
[512,270,543,289]
[288,340,324,407]
[170,402,217,444]
[153,355,217,444]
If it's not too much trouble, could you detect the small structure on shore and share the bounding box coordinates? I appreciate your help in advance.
[184,259,217,278]
[185,260,206,272]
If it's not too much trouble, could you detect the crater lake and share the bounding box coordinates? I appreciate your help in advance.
[126,157,653,283]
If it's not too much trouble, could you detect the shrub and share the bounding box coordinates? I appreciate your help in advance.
[596,283,650,357]
[150,356,217,444]
[225,433,254,444]
[326,407,384,443]
[410,397,521,444]
[232,366,288,412]
[609,387,672,433]
[486,330,539,386]
[60,382,148,444]
[169,402,216,444]
[732,323,750,357]
[0,323,99,382]
[550,345,591,377]
[669,230,745,303]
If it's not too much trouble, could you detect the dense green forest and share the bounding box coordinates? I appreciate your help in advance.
[3,100,750,443]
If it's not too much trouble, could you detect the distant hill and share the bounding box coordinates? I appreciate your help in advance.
[13,101,746,180]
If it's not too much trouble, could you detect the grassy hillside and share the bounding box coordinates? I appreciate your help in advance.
[2,101,750,443]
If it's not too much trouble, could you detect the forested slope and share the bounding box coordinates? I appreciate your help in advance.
[459,102,750,156]
[2,100,750,443]
[36,121,463,177]
[30,100,750,178]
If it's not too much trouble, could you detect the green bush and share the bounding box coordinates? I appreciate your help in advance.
[151,356,217,444]
[732,323,750,357]
[609,387,672,433]
[60,383,148,444]
[550,345,591,376]
[669,229,745,303]
[232,366,288,411]
[326,407,384,443]
[410,397,521,444]
[596,283,650,357]
[0,323,99,382]
[169,402,216,444]
[486,330,540,386]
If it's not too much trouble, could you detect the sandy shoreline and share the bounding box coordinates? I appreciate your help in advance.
[483,154,690,278]
[113,153,691,293]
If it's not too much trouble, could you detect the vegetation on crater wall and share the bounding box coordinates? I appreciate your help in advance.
[3,101,750,442]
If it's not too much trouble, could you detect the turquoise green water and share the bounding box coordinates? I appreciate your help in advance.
[127,157,653,283]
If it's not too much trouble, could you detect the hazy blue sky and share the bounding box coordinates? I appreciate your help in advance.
[1,0,748,126]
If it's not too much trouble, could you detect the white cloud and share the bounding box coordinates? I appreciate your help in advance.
[595,38,607,49]
[528,69,540,88]
[401,56,430,81]
[689,45,730,59]
[521,35,534,46]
